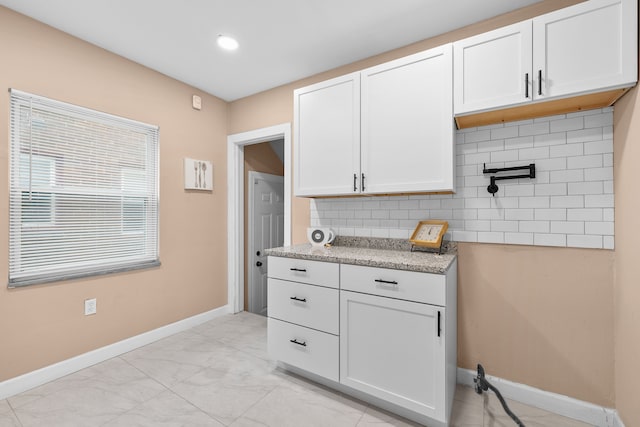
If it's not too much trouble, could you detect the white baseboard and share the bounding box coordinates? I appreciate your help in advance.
[457,367,620,427]
[614,411,626,427]
[0,305,230,400]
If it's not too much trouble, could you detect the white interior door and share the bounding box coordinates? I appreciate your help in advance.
[249,171,284,316]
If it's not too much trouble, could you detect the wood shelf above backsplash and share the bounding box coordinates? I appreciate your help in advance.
[455,87,632,129]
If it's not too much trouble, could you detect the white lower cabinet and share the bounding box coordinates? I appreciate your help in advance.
[267,256,457,426]
[267,317,339,382]
[340,290,445,419]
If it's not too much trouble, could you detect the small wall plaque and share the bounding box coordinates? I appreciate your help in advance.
[184,158,212,190]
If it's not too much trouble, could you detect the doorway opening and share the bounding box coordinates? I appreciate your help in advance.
[227,124,292,314]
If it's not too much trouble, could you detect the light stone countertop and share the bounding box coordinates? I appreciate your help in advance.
[265,237,457,275]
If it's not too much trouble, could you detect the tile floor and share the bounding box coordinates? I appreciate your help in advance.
[0,312,594,427]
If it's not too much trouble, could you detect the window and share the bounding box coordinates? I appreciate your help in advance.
[9,89,159,287]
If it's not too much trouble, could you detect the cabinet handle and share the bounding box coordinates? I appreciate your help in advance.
[361,173,366,192]
[290,268,307,272]
[374,279,398,286]
[290,338,307,347]
[353,173,357,192]
[437,311,441,337]
[290,296,307,303]
[538,69,542,96]
[525,73,529,98]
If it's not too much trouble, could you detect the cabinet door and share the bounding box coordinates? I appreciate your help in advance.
[361,45,455,194]
[533,0,637,100]
[454,21,533,114]
[294,73,361,197]
[340,291,446,421]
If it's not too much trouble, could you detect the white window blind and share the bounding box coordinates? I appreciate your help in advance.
[9,89,160,287]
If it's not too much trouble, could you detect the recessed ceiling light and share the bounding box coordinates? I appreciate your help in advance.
[217,34,239,51]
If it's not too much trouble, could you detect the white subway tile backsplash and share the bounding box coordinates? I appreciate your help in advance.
[585,221,614,235]
[478,232,504,243]
[567,234,602,249]
[519,122,550,136]
[535,209,567,221]
[551,221,584,235]
[491,126,519,140]
[603,208,614,222]
[550,169,584,183]
[505,135,534,149]
[534,234,567,247]
[550,116,583,133]
[584,140,613,155]
[549,143,583,158]
[567,209,603,222]
[520,221,550,233]
[491,220,519,232]
[504,184,534,197]
[465,129,491,143]
[534,132,567,147]
[584,113,613,128]
[567,127,603,143]
[311,108,614,250]
[604,236,615,250]
[505,209,534,221]
[568,182,603,195]
[505,232,534,245]
[585,194,614,208]
[567,154,603,169]
[535,183,567,196]
[519,146,550,160]
[519,197,550,209]
[550,195,584,208]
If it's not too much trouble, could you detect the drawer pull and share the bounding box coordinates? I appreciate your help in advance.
[290,268,307,272]
[289,338,307,347]
[374,279,398,286]
[290,296,307,303]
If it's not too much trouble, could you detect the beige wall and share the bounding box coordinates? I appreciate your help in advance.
[0,7,228,381]
[612,87,640,425]
[227,0,621,408]
[243,143,284,311]
[457,243,614,406]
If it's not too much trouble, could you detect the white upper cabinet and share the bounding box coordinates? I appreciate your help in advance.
[294,46,455,197]
[294,73,360,197]
[361,45,455,194]
[454,0,637,116]
[454,21,533,114]
[534,0,637,100]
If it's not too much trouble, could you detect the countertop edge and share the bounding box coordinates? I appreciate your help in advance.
[264,246,456,275]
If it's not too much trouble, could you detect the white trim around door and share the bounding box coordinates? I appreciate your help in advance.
[227,123,292,314]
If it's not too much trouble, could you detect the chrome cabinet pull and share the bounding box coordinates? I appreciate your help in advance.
[290,296,307,302]
[290,338,307,347]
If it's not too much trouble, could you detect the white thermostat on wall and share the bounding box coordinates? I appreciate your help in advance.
[307,227,335,247]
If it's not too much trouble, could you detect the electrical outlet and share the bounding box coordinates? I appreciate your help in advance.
[84,298,97,316]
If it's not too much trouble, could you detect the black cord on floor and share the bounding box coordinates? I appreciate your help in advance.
[474,364,525,427]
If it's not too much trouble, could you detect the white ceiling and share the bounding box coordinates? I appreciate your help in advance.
[0,0,542,101]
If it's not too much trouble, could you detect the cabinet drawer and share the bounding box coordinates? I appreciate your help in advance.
[268,279,339,334]
[268,256,339,288]
[341,264,445,306]
[268,318,339,382]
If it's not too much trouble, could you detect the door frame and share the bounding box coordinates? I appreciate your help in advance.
[247,171,284,314]
[227,123,292,313]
